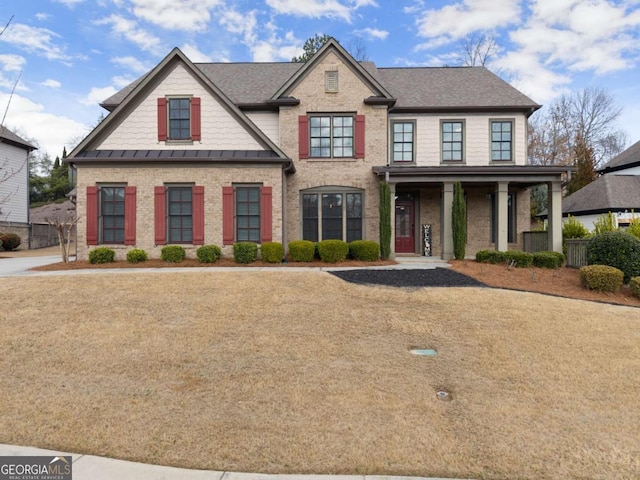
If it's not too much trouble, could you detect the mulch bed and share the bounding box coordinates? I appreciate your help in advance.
[330,268,486,288]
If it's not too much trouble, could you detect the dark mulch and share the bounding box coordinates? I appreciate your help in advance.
[330,268,486,288]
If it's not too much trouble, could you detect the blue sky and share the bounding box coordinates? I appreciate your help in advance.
[1,0,639,159]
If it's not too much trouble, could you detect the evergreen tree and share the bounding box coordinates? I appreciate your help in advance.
[452,182,467,260]
[379,182,391,260]
[566,134,597,196]
[292,34,332,63]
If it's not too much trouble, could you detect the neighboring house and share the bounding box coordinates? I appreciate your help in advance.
[562,140,640,231]
[0,126,36,242]
[66,39,566,261]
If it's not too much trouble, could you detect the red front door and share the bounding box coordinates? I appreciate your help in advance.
[395,201,415,253]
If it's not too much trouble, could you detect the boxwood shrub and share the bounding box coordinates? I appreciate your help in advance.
[288,240,315,262]
[88,247,115,264]
[630,277,640,298]
[0,233,21,251]
[161,245,186,263]
[126,248,148,264]
[532,251,564,269]
[261,242,284,263]
[587,231,640,283]
[579,265,624,293]
[349,240,380,261]
[503,250,533,268]
[475,250,505,264]
[317,239,348,263]
[196,244,222,263]
[234,242,258,264]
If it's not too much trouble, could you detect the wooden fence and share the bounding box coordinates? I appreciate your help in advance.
[522,231,548,253]
[30,223,59,249]
[565,239,590,268]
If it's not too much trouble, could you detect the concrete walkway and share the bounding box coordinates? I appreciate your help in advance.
[0,255,451,277]
[0,444,469,480]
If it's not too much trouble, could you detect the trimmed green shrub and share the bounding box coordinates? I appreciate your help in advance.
[475,250,506,264]
[126,248,148,264]
[196,244,222,263]
[563,215,589,240]
[349,240,380,261]
[88,247,115,264]
[452,181,467,260]
[288,240,315,262]
[587,231,640,283]
[532,251,565,269]
[379,182,391,260]
[593,212,618,235]
[161,245,186,263]
[261,242,284,263]
[317,239,349,263]
[579,265,624,293]
[503,250,533,268]
[629,277,640,298]
[233,242,258,264]
[0,233,21,251]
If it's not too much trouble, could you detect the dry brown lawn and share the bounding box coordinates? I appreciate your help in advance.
[2,271,640,480]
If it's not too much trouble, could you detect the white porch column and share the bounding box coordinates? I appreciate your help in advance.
[441,182,454,260]
[548,181,563,253]
[389,183,396,259]
[495,182,509,252]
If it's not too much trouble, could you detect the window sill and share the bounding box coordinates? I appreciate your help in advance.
[307,157,358,162]
[440,160,465,165]
[490,160,515,165]
[164,139,195,145]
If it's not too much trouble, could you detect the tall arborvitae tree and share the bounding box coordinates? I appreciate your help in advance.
[452,182,467,260]
[566,134,597,196]
[379,182,391,260]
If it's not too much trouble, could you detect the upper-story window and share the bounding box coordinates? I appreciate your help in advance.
[491,120,513,161]
[310,115,354,158]
[392,121,415,163]
[157,97,201,142]
[441,121,464,162]
[168,98,191,140]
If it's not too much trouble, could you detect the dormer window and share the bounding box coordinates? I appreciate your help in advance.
[325,71,338,92]
[157,97,201,142]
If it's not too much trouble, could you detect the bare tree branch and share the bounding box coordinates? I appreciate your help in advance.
[460,34,499,67]
[0,15,13,38]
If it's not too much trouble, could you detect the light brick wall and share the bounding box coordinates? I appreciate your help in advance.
[390,113,528,166]
[97,63,264,151]
[76,165,283,260]
[278,51,387,244]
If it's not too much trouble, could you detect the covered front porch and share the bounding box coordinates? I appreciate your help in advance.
[373,165,569,260]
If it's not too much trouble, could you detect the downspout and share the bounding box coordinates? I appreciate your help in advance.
[281,164,287,257]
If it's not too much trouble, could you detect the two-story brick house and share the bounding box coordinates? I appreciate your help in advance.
[67,39,566,260]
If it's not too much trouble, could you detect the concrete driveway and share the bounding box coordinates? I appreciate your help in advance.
[0,255,61,277]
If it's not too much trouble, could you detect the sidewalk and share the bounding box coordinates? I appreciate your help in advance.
[0,444,468,480]
[0,255,451,277]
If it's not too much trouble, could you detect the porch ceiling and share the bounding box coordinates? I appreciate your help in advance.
[372,165,570,186]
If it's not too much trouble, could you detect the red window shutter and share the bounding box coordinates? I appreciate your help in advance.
[193,185,205,245]
[222,186,234,245]
[154,186,166,245]
[157,98,167,141]
[190,97,201,141]
[260,186,273,244]
[298,115,309,159]
[124,186,136,245]
[86,186,98,245]
[355,114,365,158]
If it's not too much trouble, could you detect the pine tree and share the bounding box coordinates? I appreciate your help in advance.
[566,134,597,196]
[292,34,332,63]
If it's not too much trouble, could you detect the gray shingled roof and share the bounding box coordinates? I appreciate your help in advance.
[101,60,539,112]
[0,125,37,151]
[563,175,640,215]
[599,140,640,173]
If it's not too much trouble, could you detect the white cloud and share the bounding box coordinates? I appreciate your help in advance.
[95,15,162,52]
[266,0,369,22]
[111,75,135,88]
[415,0,521,40]
[129,0,221,32]
[354,27,388,40]
[111,56,149,74]
[219,9,258,45]
[41,79,62,88]
[0,23,72,61]
[0,92,89,157]
[0,54,26,72]
[81,86,118,106]
[35,13,50,21]
[180,44,213,63]
[54,0,85,5]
